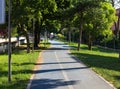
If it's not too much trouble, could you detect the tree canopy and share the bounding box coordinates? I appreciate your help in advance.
[1,0,117,52]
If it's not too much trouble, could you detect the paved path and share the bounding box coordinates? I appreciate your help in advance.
[28,40,115,89]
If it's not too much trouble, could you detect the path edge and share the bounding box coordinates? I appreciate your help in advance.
[69,50,117,89]
[26,51,43,89]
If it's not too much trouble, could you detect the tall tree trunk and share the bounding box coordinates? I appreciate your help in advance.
[68,27,71,44]
[34,20,40,48]
[25,33,30,53]
[17,24,21,47]
[78,29,82,51]
[117,10,120,59]
[22,24,30,53]
[117,15,120,38]
[114,22,118,38]
[77,12,83,51]
[88,33,92,50]
[118,16,120,59]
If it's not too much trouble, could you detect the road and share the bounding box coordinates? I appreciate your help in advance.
[28,40,116,89]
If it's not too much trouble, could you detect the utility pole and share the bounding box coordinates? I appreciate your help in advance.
[8,0,12,82]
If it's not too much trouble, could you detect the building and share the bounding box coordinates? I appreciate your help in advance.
[111,8,120,37]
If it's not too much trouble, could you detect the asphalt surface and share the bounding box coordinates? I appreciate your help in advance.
[28,40,115,89]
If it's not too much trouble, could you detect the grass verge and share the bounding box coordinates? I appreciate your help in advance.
[68,42,120,89]
[0,42,50,89]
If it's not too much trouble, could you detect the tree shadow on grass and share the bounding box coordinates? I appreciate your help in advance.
[114,76,120,80]
[72,52,120,72]
[0,47,41,55]
[0,69,32,77]
[0,79,29,89]
[71,44,117,54]
[80,45,117,54]
[0,63,33,89]
[12,46,41,55]
[30,79,78,89]
[114,75,120,89]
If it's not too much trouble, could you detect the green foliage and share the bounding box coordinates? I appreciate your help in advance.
[57,33,65,40]
[4,0,117,49]
[84,2,115,33]
[55,0,72,10]
[45,20,61,33]
[81,2,116,46]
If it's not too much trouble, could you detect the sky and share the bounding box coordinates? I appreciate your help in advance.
[114,0,120,9]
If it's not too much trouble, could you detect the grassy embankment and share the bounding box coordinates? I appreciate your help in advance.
[0,42,50,89]
[68,42,120,89]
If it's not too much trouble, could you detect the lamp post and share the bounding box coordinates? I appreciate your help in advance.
[8,0,12,82]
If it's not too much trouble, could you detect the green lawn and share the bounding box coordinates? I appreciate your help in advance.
[0,42,50,89]
[0,49,40,89]
[69,42,120,89]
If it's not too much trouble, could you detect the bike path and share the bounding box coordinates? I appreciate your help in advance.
[28,40,116,89]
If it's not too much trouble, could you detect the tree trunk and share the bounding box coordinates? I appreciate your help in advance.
[22,24,30,53]
[17,24,21,47]
[117,15,120,38]
[77,12,83,51]
[34,20,40,48]
[119,23,120,60]
[118,11,120,60]
[25,33,30,53]
[88,33,92,50]
[34,31,39,48]
[78,29,82,51]
[68,28,71,44]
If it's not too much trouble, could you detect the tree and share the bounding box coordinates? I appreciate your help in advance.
[109,0,120,59]
[11,0,58,49]
[11,0,34,53]
[9,0,74,51]
[83,2,116,50]
[28,0,57,48]
[72,0,103,51]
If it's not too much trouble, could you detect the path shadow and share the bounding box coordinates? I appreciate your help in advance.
[12,61,78,66]
[46,47,68,50]
[51,43,64,45]
[46,46,73,50]
[34,67,89,74]
[36,61,78,65]
[30,79,78,89]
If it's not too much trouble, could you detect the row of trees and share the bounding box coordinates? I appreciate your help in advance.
[0,0,118,83]
[0,0,118,53]
[60,0,116,50]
